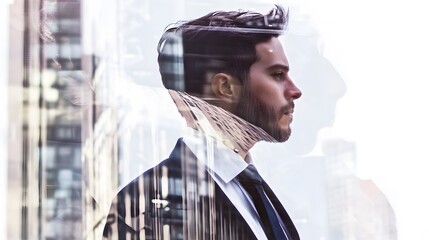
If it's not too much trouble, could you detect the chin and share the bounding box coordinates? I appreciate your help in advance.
[272,127,291,142]
[277,133,291,142]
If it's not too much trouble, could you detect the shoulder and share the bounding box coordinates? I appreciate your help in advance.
[103,156,182,238]
[116,156,178,195]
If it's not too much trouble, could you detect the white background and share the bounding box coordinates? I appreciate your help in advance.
[297,0,429,239]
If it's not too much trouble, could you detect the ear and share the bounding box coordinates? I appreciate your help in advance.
[210,73,241,103]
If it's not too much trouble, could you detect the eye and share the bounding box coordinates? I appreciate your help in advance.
[271,71,286,81]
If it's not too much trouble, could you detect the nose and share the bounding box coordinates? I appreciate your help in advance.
[285,78,302,100]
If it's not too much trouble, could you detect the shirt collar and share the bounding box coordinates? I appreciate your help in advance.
[182,134,248,183]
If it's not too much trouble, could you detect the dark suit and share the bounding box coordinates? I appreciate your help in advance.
[103,139,299,240]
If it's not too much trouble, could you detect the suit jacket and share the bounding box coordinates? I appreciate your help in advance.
[103,139,299,240]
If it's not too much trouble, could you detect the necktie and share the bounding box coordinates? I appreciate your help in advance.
[238,164,289,240]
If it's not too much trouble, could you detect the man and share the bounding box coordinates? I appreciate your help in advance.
[103,5,301,239]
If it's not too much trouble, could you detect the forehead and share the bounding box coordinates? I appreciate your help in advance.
[254,37,289,67]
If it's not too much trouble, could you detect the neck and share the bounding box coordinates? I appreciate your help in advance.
[169,90,276,160]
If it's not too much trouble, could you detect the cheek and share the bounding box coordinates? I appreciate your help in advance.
[250,76,285,107]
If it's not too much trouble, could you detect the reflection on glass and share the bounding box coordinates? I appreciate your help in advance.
[7,0,83,239]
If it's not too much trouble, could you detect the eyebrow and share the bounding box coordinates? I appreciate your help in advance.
[266,64,289,72]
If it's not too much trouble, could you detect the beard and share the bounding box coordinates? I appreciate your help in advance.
[235,85,292,142]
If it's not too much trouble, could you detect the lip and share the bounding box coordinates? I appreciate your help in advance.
[280,109,293,124]
[284,108,294,115]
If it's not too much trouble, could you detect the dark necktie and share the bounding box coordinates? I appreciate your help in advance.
[238,164,289,240]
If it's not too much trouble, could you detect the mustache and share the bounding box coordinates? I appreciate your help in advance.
[279,101,295,114]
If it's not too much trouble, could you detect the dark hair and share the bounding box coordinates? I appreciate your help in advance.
[157,5,289,94]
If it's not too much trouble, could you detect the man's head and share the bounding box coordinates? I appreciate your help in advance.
[158,5,302,142]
